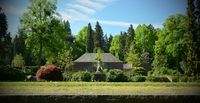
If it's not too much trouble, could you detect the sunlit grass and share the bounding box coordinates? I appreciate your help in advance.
[0,82,199,95]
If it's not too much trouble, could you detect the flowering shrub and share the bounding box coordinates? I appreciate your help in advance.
[36,64,63,81]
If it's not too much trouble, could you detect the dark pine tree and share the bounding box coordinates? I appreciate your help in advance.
[125,24,135,54]
[0,7,12,65]
[102,34,109,53]
[119,32,127,61]
[86,23,94,53]
[185,0,199,76]
[13,35,18,57]
[64,20,74,45]
[108,34,113,52]
[93,21,104,52]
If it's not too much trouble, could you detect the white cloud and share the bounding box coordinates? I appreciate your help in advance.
[59,10,163,29]
[67,9,89,19]
[96,0,113,3]
[76,0,105,9]
[67,4,96,14]
[60,0,163,29]
[88,18,134,27]
[59,11,73,21]
[59,9,89,21]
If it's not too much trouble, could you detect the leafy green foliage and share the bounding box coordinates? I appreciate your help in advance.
[92,72,106,81]
[132,67,146,76]
[24,66,39,75]
[146,76,170,82]
[109,35,121,59]
[20,0,71,65]
[11,54,25,68]
[126,49,141,67]
[131,75,146,82]
[71,71,92,82]
[134,24,157,57]
[57,48,74,72]
[96,48,103,61]
[62,71,73,81]
[153,14,188,74]
[74,26,88,59]
[151,67,181,77]
[106,69,128,82]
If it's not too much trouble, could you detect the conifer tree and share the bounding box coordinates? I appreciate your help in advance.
[86,23,94,53]
[126,24,135,48]
[0,7,12,65]
[185,0,199,76]
[93,21,104,52]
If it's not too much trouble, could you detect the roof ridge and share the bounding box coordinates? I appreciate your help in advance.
[74,53,122,62]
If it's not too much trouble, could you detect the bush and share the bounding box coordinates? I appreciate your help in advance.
[11,54,25,68]
[106,69,128,82]
[36,64,63,81]
[146,76,170,82]
[62,72,73,81]
[152,67,181,76]
[0,67,25,81]
[71,71,92,82]
[92,72,106,82]
[178,75,194,82]
[25,66,39,75]
[131,75,146,82]
[132,67,146,76]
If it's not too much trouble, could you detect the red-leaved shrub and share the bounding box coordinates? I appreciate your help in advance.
[36,64,63,81]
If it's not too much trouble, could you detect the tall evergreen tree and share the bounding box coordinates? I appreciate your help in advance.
[86,23,94,53]
[119,32,127,61]
[64,20,74,44]
[64,20,71,35]
[0,7,12,65]
[108,34,113,52]
[103,34,109,53]
[185,0,199,76]
[124,25,135,62]
[126,24,135,49]
[13,35,18,57]
[93,21,104,52]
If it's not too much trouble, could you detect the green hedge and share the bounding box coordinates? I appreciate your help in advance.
[131,75,146,82]
[132,67,146,76]
[71,71,92,82]
[0,67,25,81]
[146,76,170,82]
[25,66,39,75]
[106,69,128,82]
[62,72,73,81]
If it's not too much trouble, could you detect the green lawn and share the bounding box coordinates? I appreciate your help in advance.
[0,82,199,95]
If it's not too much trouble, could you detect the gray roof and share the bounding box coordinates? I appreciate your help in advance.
[74,53,122,63]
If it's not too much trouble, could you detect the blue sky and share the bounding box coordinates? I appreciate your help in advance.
[0,0,187,37]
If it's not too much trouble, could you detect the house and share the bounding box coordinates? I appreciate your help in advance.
[73,53,123,71]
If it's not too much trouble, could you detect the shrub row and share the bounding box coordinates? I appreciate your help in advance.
[0,67,25,81]
[61,70,198,82]
[71,71,92,82]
